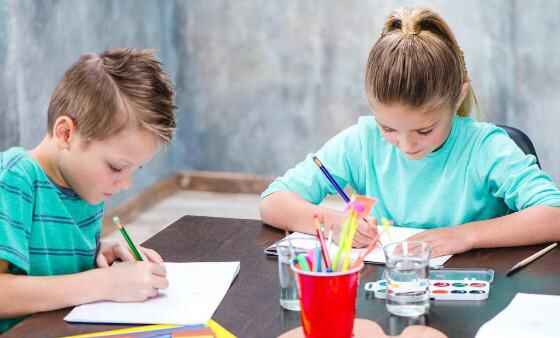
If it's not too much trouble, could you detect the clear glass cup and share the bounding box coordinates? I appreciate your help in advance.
[277,237,316,311]
[383,241,431,317]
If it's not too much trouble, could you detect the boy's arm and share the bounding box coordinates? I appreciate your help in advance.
[0,261,108,318]
[0,259,168,319]
[409,205,560,257]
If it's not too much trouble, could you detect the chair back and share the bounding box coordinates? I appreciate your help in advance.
[497,124,541,169]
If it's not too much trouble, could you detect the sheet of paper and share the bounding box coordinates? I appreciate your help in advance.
[476,293,560,338]
[64,262,240,325]
[266,227,451,267]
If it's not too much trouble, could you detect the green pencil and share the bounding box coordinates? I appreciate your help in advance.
[113,216,143,261]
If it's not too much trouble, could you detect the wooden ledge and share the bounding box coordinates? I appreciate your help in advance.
[102,171,273,236]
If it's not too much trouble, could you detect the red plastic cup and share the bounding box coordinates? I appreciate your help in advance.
[292,263,363,338]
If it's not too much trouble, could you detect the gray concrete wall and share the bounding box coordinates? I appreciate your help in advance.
[0,0,559,206]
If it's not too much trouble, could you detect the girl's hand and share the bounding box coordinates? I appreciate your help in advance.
[104,261,169,302]
[407,226,474,257]
[96,242,164,267]
[324,211,378,248]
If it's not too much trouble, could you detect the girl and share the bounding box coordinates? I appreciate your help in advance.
[259,7,560,257]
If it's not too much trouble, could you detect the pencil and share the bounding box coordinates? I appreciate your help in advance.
[314,215,332,269]
[312,155,351,203]
[312,155,383,250]
[506,242,557,276]
[113,216,143,261]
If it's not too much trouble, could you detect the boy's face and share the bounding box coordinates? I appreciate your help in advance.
[372,101,454,160]
[57,127,161,204]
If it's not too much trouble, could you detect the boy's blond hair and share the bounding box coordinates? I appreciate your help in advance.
[47,48,176,143]
[365,7,477,117]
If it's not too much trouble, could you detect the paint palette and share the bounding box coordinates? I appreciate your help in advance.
[364,268,494,301]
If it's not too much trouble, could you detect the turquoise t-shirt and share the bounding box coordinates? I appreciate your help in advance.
[262,115,560,228]
[0,147,104,333]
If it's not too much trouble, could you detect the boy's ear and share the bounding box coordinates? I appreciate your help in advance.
[52,116,77,150]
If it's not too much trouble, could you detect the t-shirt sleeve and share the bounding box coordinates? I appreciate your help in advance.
[261,124,364,204]
[0,172,33,274]
[475,128,560,211]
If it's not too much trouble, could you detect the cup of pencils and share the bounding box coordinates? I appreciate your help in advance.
[292,261,363,338]
[290,200,373,338]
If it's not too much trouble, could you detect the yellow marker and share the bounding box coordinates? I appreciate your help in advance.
[381,217,393,242]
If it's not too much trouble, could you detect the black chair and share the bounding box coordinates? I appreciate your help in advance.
[497,124,541,169]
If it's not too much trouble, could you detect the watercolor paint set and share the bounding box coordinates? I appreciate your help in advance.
[365,268,495,301]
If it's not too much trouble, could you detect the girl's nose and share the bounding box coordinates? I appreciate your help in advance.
[397,134,417,152]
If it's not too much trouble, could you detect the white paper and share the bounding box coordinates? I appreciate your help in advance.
[268,227,451,267]
[64,262,240,325]
[476,293,560,338]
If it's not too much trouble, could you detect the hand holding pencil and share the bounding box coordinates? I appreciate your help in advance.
[311,155,379,248]
[95,216,169,302]
[321,209,378,248]
[95,217,164,267]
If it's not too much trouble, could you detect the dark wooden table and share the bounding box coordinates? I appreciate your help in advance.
[5,215,560,338]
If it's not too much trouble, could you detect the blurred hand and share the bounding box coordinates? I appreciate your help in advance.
[104,261,169,302]
[96,242,164,267]
[407,226,474,257]
[324,211,378,248]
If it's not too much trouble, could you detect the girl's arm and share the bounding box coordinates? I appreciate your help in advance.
[410,205,560,257]
[465,205,560,248]
[0,259,168,319]
[260,191,377,247]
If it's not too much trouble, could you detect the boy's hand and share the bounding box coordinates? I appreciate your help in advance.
[407,226,474,257]
[326,212,378,248]
[105,261,169,302]
[96,242,164,267]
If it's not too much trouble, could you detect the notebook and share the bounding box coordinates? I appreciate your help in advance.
[64,262,240,325]
[476,293,560,338]
[265,228,451,267]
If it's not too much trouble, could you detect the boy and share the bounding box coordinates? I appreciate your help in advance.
[0,48,176,333]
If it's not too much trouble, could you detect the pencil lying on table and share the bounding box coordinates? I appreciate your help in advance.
[506,242,557,276]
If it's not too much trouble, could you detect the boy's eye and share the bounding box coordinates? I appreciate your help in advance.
[108,164,123,173]
[417,129,433,136]
[381,127,396,133]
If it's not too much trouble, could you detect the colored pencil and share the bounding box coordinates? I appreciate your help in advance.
[313,215,332,269]
[312,155,382,249]
[113,216,143,261]
[296,254,311,272]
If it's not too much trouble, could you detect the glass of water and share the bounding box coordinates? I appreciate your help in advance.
[277,238,306,311]
[383,241,431,317]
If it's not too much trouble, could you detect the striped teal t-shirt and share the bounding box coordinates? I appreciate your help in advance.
[0,147,104,333]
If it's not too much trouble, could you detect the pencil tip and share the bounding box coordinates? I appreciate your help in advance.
[312,156,321,166]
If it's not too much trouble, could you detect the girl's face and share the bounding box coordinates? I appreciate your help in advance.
[372,101,455,160]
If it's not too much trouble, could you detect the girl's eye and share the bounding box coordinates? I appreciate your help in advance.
[417,129,433,136]
[382,127,396,133]
[108,164,122,173]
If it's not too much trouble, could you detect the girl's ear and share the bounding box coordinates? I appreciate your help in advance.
[455,82,470,112]
[52,116,77,150]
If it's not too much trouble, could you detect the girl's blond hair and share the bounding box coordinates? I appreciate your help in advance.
[365,7,477,117]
